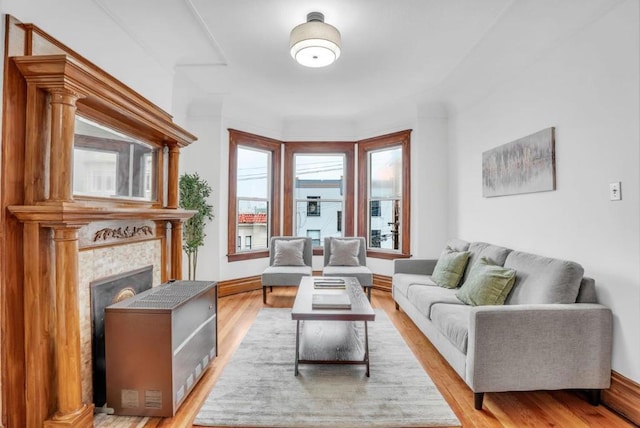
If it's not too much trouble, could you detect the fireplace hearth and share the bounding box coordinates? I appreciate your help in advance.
[90,266,153,407]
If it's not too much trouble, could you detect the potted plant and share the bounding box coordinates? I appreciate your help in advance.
[179,173,214,280]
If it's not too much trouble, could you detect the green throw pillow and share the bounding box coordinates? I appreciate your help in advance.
[456,257,517,306]
[432,248,470,289]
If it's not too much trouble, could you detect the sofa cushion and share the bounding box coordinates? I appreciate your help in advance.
[431,303,472,354]
[261,265,313,286]
[392,273,437,297]
[323,265,373,286]
[432,249,470,288]
[462,242,512,282]
[456,257,516,306]
[407,284,464,319]
[504,251,584,304]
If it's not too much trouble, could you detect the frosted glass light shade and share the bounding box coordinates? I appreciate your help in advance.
[290,16,341,68]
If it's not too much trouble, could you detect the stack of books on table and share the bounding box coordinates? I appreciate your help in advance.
[312,293,351,310]
[313,278,346,289]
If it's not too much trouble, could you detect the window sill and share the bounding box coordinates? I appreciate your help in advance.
[366,250,410,260]
[227,250,269,262]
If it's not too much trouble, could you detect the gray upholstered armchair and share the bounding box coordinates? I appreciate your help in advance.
[322,237,373,297]
[261,236,313,304]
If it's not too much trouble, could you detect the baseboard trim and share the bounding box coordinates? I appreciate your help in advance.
[603,370,640,425]
[218,276,261,297]
[373,274,392,292]
[217,274,393,297]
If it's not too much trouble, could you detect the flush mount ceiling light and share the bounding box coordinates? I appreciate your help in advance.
[290,12,341,68]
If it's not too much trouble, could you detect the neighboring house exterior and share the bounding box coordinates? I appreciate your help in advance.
[237,213,268,251]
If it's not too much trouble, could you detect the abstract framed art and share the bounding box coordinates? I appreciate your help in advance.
[482,127,556,197]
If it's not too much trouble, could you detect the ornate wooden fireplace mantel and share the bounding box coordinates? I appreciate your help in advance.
[1,19,197,428]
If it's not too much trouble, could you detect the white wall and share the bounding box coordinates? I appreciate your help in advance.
[177,99,223,282]
[448,0,640,382]
[283,117,357,141]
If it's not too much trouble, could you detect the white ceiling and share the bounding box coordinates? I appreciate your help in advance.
[5,0,625,118]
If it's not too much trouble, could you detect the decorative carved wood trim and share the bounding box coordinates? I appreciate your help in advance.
[603,371,640,426]
[12,55,196,147]
[9,204,195,223]
[93,225,153,242]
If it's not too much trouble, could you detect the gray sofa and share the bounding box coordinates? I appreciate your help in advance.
[392,239,613,410]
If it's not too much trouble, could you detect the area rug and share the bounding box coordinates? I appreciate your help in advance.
[195,308,460,427]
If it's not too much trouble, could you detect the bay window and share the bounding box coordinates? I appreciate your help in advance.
[228,130,409,261]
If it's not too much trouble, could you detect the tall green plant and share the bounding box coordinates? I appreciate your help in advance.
[179,173,214,280]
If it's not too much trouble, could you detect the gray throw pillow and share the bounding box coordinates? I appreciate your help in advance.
[328,239,360,266]
[273,239,306,266]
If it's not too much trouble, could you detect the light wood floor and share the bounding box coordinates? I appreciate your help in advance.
[95,287,635,428]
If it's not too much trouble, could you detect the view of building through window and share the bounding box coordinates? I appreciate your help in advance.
[368,147,402,250]
[236,147,270,252]
[294,154,345,247]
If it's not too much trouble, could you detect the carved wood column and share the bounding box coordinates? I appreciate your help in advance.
[48,89,81,202]
[43,226,93,427]
[44,226,94,427]
[167,145,180,209]
[170,220,183,280]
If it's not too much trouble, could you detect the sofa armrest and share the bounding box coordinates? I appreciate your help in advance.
[393,259,438,276]
[466,303,612,393]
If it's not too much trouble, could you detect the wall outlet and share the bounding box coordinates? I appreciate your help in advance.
[609,182,622,201]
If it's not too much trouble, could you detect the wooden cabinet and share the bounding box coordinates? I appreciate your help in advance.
[105,280,217,417]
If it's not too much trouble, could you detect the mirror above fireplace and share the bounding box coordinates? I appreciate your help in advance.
[73,116,158,202]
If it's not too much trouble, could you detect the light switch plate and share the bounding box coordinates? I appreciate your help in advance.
[609,182,622,201]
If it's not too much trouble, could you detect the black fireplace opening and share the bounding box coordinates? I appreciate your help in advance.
[90,265,153,408]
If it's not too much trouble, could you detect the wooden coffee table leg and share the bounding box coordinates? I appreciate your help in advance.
[295,320,300,376]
